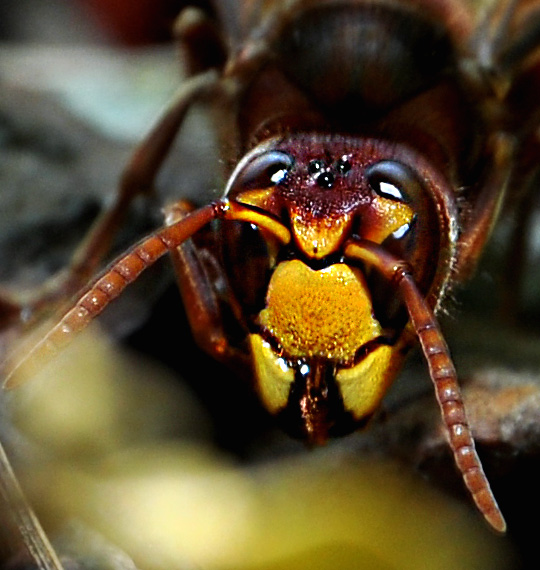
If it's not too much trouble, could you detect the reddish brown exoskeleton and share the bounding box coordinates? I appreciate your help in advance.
[5,0,540,533]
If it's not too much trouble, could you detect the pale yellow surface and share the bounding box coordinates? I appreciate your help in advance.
[336,344,405,420]
[250,334,295,413]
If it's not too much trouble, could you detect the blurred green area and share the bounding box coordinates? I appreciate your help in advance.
[4,327,515,570]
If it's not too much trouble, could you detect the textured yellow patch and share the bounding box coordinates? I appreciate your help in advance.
[259,260,381,362]
[249,335,295,414]
[336,345,405,420]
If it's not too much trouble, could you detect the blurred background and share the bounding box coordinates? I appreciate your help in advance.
[0,1,539,569]
[0,0,182,45]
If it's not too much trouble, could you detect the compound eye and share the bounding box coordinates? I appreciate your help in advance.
[366,160,420,203]
[363,156,441,304]
[234,151,295,191]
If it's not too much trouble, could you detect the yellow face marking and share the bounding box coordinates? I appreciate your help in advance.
[258,260,382,363]
[249,334,294,414]
[336,345,405,420]
[235,188,275,210]
[289,209,354,258]
[222,201,291,244]
[362,196,414,244]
